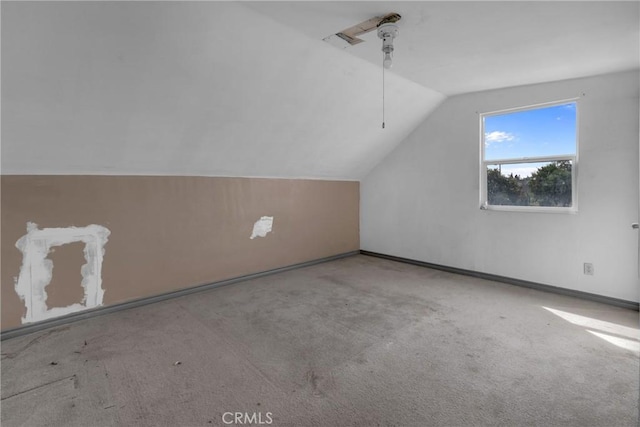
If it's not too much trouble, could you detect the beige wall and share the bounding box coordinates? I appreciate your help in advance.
[1,176,359,330]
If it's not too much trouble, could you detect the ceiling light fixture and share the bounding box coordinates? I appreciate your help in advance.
[378,22,399,69]
[324,12,401,129]
[378,22,399,129]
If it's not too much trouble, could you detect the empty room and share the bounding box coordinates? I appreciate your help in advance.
[1,1,639,426]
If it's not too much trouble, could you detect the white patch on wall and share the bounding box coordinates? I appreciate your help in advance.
[14,222,111,324]
[250,216,274,239]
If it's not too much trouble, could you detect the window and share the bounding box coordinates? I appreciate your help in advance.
[480,100,578,212]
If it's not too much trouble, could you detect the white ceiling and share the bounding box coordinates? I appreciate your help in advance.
[2,2,638,179]
[247,1,640,95]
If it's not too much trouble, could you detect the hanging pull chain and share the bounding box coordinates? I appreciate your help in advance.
[382,52,386,129]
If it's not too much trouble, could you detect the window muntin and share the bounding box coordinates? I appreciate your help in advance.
[480,100,578,211]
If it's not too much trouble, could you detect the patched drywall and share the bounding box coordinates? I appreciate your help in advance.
[14,222,110,323]
[361,71,639,303]
[1,176,359,330]
[250,217,274,240]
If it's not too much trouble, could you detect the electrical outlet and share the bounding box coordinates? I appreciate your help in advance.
[584,263,594,275]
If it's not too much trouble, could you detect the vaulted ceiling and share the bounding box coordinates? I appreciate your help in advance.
[247,1,640,95]
[2,2,638,179]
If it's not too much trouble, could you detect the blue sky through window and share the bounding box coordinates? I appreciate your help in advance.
[484,102,577,165]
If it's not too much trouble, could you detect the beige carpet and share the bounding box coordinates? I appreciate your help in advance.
[2,255,638,426]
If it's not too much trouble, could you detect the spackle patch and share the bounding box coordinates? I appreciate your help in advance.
[250,216,274,240]
[14,222,110,324]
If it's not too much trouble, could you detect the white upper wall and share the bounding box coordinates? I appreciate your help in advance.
[1,2,444,179]
[361,71,639,302]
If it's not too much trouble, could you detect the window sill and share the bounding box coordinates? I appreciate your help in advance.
[480,204,578,214]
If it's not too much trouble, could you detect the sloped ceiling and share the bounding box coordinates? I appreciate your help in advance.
[1,1,444,179]
[2,2,638,179]
[247,1,640,95]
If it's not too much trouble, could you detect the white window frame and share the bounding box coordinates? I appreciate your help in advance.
[479,99,579,213]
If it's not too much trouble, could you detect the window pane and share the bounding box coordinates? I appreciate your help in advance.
[487,160,572,207]
[484,103,576,161]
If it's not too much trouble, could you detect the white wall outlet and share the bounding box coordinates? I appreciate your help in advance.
[583,263,594,275]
